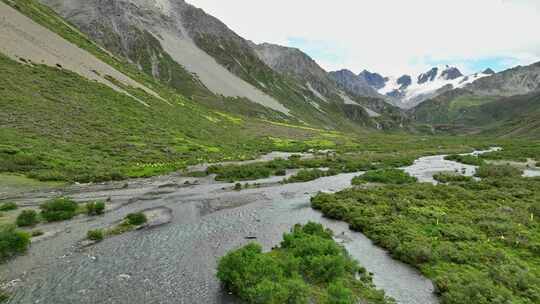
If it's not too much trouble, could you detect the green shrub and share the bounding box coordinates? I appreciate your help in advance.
[208,164,273,182]
[325,281,355,304]
[475,164,522,179]
[125,212,147,226]
[16,210,39,227]
[40,197,78,222]
[87,229,104,241]
[433,172,473,183]
[86,201,105,216]
[284,169,337,183]
[445,154,485,166]
[217,223,382,304]
[353,169,417,185]
[234,183,242,191]
[0,225,30,261]
[0,202,17,212]
[311,175,540,304]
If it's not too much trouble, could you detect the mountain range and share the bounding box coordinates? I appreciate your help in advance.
[1,0,540,141]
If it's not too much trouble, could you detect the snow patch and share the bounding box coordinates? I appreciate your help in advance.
[378,65,491,107]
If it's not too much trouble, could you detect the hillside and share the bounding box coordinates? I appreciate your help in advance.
[412,61,540,138]
[1,0,376,182]
[36,0,404,130]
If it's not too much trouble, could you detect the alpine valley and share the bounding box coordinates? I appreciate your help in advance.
[1,1,540,304]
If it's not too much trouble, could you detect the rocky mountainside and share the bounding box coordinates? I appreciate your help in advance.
[328,69,386,100]
[252,42,337,99]
[329,65,494,109]
[378,65,492,108]
[36,0,406,130]
[412,61,540,138]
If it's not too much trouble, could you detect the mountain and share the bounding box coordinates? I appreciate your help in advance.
[252,43,408,127]
[328,69,383,99]
[252,42,337,99]
[0,0,418,183]
[412,61,540,138]
[358,70,387,89]
[34,0,410,130]
[377,65,492,108]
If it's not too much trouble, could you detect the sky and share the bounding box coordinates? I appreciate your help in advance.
[187,0,540,77]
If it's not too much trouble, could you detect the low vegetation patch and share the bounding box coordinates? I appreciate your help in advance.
[125,212,147,226]
[475,164,523,178]
[104,212,148,237]
[87,229,104,241]
[444,154,485,166]
[85,201,105,216]
[0,225,30,262]
[217,222,393,304]
[433,172,473,183]
[40,197,79,222]
[352,169,417,185]
[0,203,17,212]
[283,169,338,183]
[16,210,38,227]
[311,175,540,304]
[208,163,274,182]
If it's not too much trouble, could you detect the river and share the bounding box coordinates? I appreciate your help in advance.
[0,148,510,303]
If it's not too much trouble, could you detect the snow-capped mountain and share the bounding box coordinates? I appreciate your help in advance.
[368,65,493,108]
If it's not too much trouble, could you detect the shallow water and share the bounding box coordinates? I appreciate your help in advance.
[1,149,500,304]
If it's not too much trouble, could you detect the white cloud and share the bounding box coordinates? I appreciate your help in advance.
[187,0,540,76]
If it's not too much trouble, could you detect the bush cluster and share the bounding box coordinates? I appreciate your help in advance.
[87,229,104,241]
[475,164,523,178]
[125,212,147,226]
[433,172,473,183]
[0,225,30,262]
[312,176,540,304]
[445,154,485,166]
[40,197,78,222]
[86,201,105,216]
[217,222,392,304]
[0,202,17,212]
[352,169,417,185]
[16,210,38,227]
[284,169,338,184]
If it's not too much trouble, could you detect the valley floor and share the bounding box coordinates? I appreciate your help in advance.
[2,144,538,303]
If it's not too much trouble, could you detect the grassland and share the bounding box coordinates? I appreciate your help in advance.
[311,174,540,304]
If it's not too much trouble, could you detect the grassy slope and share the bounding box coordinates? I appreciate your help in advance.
[0,0,366,182]
[413,90,540,138]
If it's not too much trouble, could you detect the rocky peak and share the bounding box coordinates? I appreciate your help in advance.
[396,75,412,89]
[440,66,463,80]
[482,68,495,75]
[358,70,387,89]
[417,67,439,84]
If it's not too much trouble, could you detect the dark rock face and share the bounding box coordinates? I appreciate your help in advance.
[358,70,387,89]
[253,42,336,97]
[329,69,382,98]
[483,68,495,75]
[397,75,412,89]
[441,67,463,80]
[417,67,439,84]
